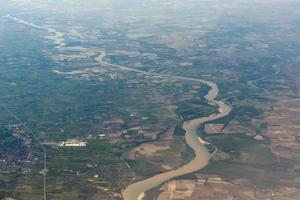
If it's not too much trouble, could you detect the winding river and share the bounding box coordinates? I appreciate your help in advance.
[94,52,233,200]
[121,75,232,200]
[6,15,232,200]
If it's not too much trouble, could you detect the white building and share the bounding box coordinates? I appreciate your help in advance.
[59,139,87,147]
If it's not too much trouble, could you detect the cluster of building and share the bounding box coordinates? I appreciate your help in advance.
[58,139,87,147]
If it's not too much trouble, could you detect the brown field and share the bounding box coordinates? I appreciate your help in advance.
[157,174,300,200]
[157,175,262,200]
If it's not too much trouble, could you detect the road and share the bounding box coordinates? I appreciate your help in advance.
[43,146,47,200]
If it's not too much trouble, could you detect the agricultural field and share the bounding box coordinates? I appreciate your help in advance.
[1,0,300,200]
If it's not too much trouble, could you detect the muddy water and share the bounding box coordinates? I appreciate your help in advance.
[122,78,232,200]
[6,15,233,199]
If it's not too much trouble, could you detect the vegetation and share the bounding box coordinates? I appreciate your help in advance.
[0,127,28,161]
[2,0,300,198]
[177,100,217,121]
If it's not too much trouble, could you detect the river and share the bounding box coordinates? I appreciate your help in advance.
[93,51,233,200]
[5,16,233,200]
[122,76,232,200]
[56,51,232,200]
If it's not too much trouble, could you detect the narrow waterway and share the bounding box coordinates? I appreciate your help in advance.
[247,64,280,92]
